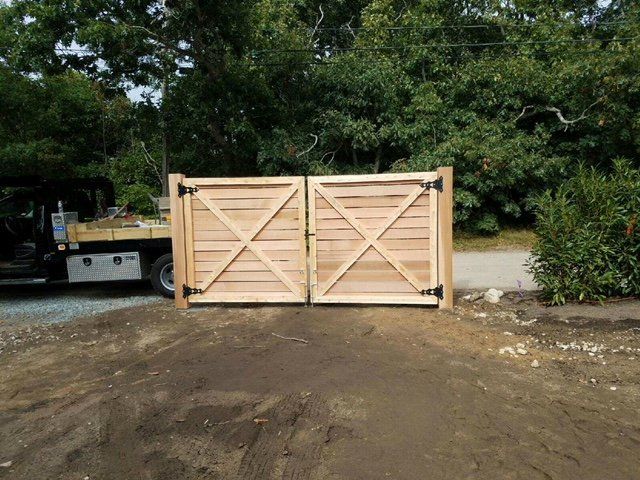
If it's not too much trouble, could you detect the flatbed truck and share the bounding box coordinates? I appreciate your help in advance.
[0,176,175,297]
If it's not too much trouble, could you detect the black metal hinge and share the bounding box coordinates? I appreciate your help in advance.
[421,284,444,300]
[177,182,199,197]
[182,284,203,298]
[420,176,444,192]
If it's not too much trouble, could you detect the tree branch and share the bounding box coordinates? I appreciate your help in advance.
[309,5,324,46]
[140,141,163,187]
[514,105,534,122]
[544,100,602,131]
[297,134,318,157]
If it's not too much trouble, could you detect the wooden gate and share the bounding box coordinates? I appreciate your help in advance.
[307,168,452,307]
[170,175,307,307]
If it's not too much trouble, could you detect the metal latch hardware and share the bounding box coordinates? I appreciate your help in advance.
[182,284,203,298]
[421,284,444,300]
[177,183,199,197]
[420,176,444,192]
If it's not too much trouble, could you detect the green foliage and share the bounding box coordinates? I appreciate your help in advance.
[0,0,639,231]
[402,119,569,233]
[528,160,640,305]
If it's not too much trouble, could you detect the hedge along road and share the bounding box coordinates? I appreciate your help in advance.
[1,297,639,479]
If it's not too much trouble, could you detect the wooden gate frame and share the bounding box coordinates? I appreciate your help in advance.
[170,168,453,309]
[306,167,452,308]
[169,174,307,308]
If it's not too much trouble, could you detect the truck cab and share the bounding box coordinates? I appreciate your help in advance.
[0,176,175,297]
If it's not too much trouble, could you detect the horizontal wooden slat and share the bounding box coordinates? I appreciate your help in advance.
[189,177,301,185]
[193,208,298,223]
[205,281,297,292]
[316,216,428,230]
[316,249,429,262]
[314,205,426,219]
[312,294,438,305]
[326,280,418,294]
[317,184,421,198]
[194,229,299,241]
[195,250,299,262]
[195,271,303,282]
[314,194,427,209]
[192,186,292,199]
[191,218,300,232]
[317,227,429,240]
[316,239,428,251]
[310,172,436,184]
[190,293,301,303]
[195,260,301,272]
[194,240,300,252]
[192,196,298,210]
[318,269,429,282]
[316,260,429,272]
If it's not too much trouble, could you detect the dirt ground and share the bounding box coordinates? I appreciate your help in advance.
[1,292,640,480]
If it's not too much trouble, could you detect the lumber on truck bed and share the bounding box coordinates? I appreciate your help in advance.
[66,223,171,243]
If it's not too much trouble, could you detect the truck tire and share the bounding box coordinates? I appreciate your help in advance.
[151,253,175,298]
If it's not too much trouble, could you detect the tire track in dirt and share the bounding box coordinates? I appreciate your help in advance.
[237,393,328,480]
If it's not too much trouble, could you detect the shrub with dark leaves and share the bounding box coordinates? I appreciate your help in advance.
[528,160,640,305]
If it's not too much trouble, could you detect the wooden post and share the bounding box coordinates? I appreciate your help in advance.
[437,167,453,309]
[169,173,189,309]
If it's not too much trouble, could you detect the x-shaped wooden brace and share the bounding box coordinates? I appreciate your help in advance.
[193,182,301,295]
[314,182,428,296]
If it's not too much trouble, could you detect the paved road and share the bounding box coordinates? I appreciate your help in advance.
[454,250,538,291]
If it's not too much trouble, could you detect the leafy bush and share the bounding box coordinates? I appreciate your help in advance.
[402,119,569,233]
[528,160,640,305]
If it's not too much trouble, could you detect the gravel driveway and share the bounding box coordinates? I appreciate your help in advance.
[0,282,164,324]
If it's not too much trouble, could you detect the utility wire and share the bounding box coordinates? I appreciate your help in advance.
[312,20,636,32]
[251,37,638,55]
[1,35,636,57]
[247,48,639,68]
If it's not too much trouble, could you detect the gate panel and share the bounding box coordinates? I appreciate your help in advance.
[308,171,452,306]
[171,176,307,306]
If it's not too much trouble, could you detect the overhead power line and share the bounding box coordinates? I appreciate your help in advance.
[313,20,635,32]
[251,36,638,55]
[247,48,639,68]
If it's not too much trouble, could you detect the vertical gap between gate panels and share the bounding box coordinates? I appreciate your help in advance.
[169,170,453,309]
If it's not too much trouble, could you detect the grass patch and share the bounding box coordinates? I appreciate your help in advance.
[454,228,536,252]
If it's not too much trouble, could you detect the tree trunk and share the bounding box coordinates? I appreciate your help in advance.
[373,146,383,173]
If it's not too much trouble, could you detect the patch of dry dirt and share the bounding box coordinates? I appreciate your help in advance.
[1,295,639,479]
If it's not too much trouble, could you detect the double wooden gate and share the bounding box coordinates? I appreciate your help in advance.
[170,168,452,309]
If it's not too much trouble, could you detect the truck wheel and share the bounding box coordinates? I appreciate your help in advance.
[151,253,175,298]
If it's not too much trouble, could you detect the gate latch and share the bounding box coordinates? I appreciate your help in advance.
[182,284,203,298]
[421,284,444,300]
[177,182,199,197]
[420,176,444,192]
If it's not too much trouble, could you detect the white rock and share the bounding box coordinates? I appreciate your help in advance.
[499,346,516,355]
[483,288,504,304]
[503,331,514,336]
[0,461,12,468]
[590,378,597,384]
[467,291,484,302]
[516,343,525,349]
[516,348,528,355]
[531,360,539,368]
[610,386,617,391]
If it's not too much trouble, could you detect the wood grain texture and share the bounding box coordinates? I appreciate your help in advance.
[308,172,440,305]
[437,166,454,309]
[169,173,189,309]
[180,177,306,305]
